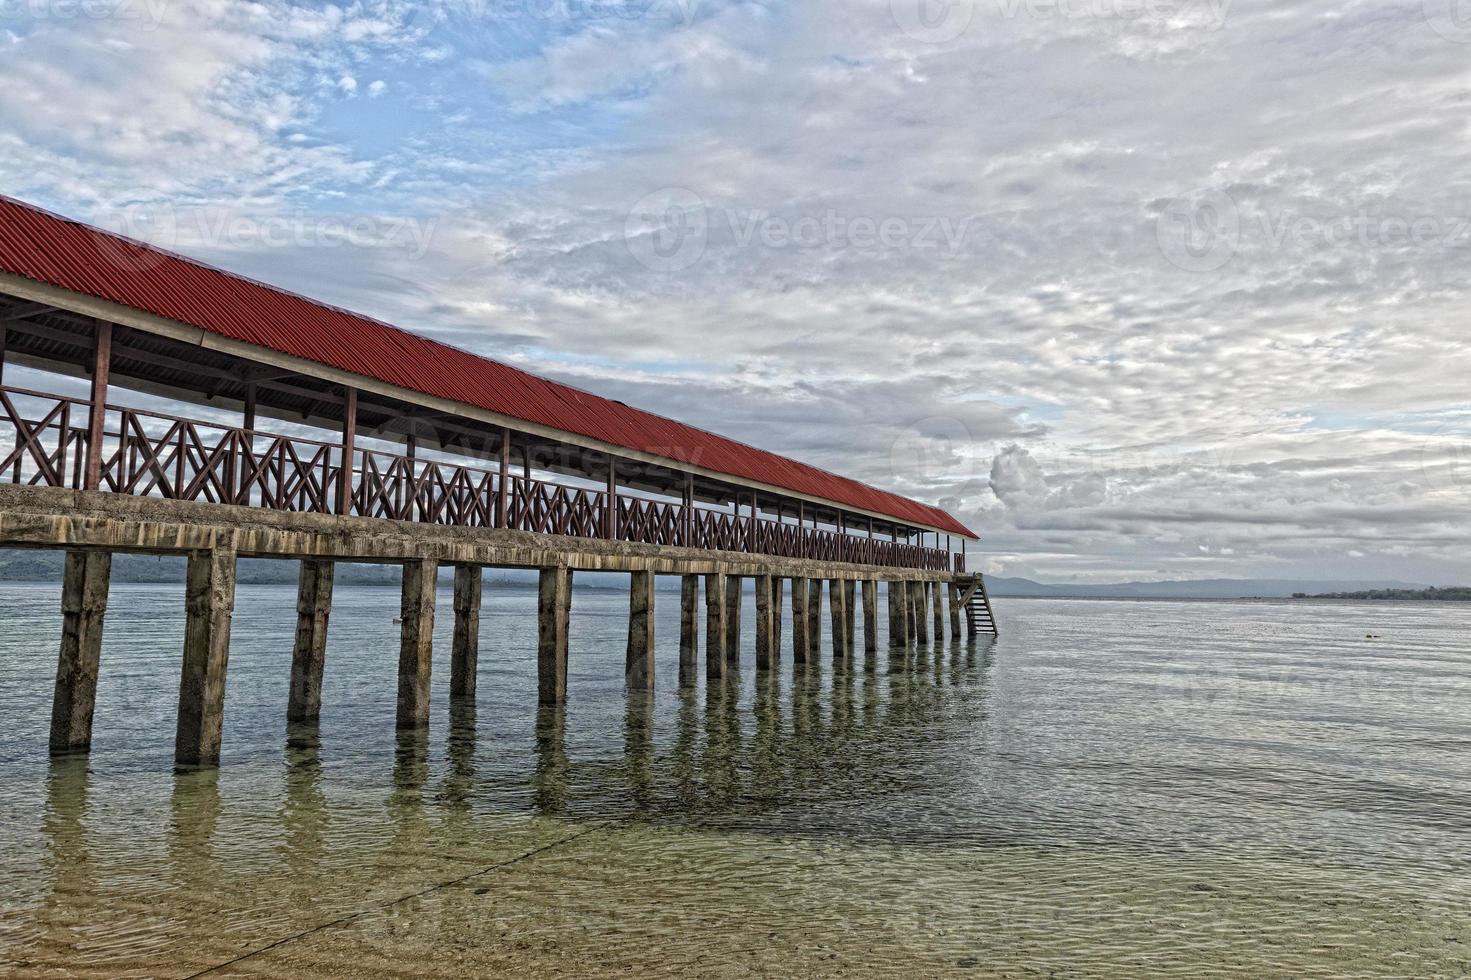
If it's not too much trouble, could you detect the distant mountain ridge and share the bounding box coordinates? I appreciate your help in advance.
[985,576,1438,599]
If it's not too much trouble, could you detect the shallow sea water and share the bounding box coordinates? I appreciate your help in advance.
[0,582,1468,978]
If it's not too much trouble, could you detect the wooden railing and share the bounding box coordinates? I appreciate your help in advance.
[0,385,954,571]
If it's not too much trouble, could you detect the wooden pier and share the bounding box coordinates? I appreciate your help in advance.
[0,194,997,770]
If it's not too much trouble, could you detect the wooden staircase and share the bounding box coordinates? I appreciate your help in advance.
[955,574,999,636]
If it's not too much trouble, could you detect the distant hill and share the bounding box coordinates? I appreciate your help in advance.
[1294,587,1471,601]
[985,576,1440,599]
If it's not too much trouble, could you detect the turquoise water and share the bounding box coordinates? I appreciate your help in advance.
[0,583,1467,976]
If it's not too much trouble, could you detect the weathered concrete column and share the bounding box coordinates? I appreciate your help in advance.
[287,558,334,724]
[754,573,776,670]
[914,582,930,645]
[906,582,921,645]
[861,579,878,660]
[679,574,698,686]
[397,558,438,728]
[790,577,810,664]
[50,550,112,754]
[829,578,849,661]
[771,577,784,651]
[705,572,727,681]
[626,570,655,691]
[932,580,945,644]
[887,580,906,648]
[450,564,482,699]
[725,575,742,667]
[538,567,573,704]
[949,582,962,638]
[175,546,238,769]
[807,578,823,657]
[844,580,856,652]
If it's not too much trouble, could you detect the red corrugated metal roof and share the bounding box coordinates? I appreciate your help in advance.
[0,194,976,537]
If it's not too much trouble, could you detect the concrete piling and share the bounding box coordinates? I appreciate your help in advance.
[287,558,334,724]
[829,578,849,661]
[807,578,823,659]
[948,582,962,639]
[705,572,727,681]
[626,570,655,691]
[932,580,944,644]
[450,564,482,699]
[538,566,572,705]
[397,558,437,728]
[887,580,906,648]
[754,573,775,670]
[725,575,742,667]
[790,577,809,664]
[844,580,856,652]
[908,581,923,645]
[175,546,238,769]
[861,579,877,661]
[50,550,112,754]
[679,574,698,686]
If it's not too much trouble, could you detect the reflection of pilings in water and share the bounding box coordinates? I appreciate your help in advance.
[169,767,221,900]
[861,670,879,727]
[672,687,699,808]
[444,698,478,812]
[623,691,654,816]
[282,726,327,890]
[533,704,568,816]
[37,754,94,957]
[751,670,783,789]
[831,663,856,737]
[702,679,742,805]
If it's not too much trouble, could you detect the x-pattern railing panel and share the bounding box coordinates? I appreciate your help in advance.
[0,384,957,570]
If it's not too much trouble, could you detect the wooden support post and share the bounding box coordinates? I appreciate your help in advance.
[683,473,694,546]
[0,322,6,384]
[287,558,334,724]
[932,580,945,643]
[912,581,927,645]
[626,570,655,691]
[754,573,775,670]
[705,572,727,681]
[337,387,357,516]
[861,580,878,665]
[497,427,511,528]
[790,577,809,664]
[605,458,618,539]
[50,550,111,754]
[243,382,257,433]
[807,578,823,658]
[83,322,112,491]
[538,567,572,704]
[844,580,856,652]
[725,575,742,666]
[678,574,698,686]
[889,580,908,648]
[175,546,237,769]
[450,564,482,699]
[829,579,849,661]
[397,558,437,728]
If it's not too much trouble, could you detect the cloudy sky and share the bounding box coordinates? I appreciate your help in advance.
[3,0,1470,584]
